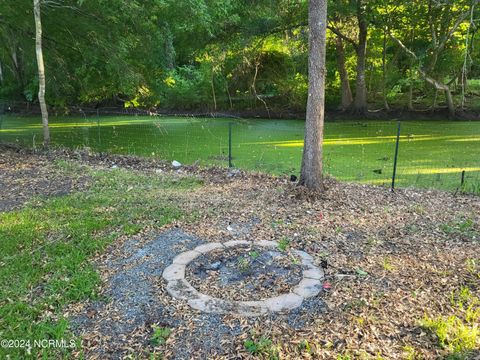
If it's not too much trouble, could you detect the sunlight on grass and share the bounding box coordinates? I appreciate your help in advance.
[402,167,480,175]
[1,116,479,192]
[421,287,480,358]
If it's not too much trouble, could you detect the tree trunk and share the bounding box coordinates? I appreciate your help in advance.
[352,1,368,114]
[33,0,50,147]
[353,42,368,113]
[10,47,25,90]
[407,82,414,110]
[211,67,217,111]
[461,0,476,109]
[335,35,352,111]
[432,89,438,110]
[382,29,390,111]
[408,64,414,111]
[444,88,455,118]
[389,32,456,118]
[418,69,455,117]
[300,0,327,191]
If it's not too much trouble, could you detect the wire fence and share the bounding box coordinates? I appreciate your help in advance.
[0,102,479,194]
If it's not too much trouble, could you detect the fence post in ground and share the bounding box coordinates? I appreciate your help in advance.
[228,122,233,168]
[391,121,401,191]
[461,170,466,189]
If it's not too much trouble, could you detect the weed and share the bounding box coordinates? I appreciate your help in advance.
[440,217,478,239]
[237,256,251,273]
[244,336,278,359]
[402,345,423,360]
[249,251,259,260]
[383,258,394,271]
[356,268,368,277]
[420,287,479,357]
[277,237,290,252]
[413,204,426,215]
[150,326,171,346]
[298,339,313,354]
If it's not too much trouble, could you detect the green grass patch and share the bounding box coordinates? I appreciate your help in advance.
[420,287,480,359]
[1,115,479,192]
[0,164,200,358]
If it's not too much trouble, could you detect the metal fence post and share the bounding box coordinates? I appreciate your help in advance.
[228,122,233,168]
[391,121,401,191]
[461,170,466,188]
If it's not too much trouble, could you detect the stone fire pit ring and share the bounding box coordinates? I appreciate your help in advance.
[162,240,324,316]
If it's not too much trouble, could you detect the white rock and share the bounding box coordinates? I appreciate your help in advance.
[162,263,186,281]
[292,278,322,298]
[265,293,303,312]
[235,301,268,317]
[155,169,163,174]
[302,267,324,280]
[223,240,252,248]
[255,240,278,248]
[194,242,224,254]
[172,160,182,168]
[172,250,201,265]
[166,279,199,300]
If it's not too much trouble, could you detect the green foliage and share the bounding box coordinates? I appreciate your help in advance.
[157,66,216,110]
[1,0,480,112]
[244,336,278,358]
[277,237,290,252]
[237,256,251,273]
[249,250,260,259]
[150,326,172,346]
[440,217,478,239]
[420,287,480,358]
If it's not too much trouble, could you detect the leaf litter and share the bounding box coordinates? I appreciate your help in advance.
[1,145,479,359]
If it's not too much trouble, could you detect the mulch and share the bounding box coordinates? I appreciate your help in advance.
[1,144,479,359]
[186,246,303,302]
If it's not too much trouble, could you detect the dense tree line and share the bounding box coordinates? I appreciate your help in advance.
[1,0,479,115]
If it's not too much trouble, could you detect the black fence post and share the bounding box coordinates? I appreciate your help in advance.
[228,122,233,168]
[391,121,401,191]
[461,170,466,188]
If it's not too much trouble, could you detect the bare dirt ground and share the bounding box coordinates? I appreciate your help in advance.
[0,145,90,211]
[1,145,479,359]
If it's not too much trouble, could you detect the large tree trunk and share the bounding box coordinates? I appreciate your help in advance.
[352,1,368,114]
[33,0,50,146]
[382,29,390,111]
[335,36,352,111]
[10,48,25,90]
[300,0,327,191]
